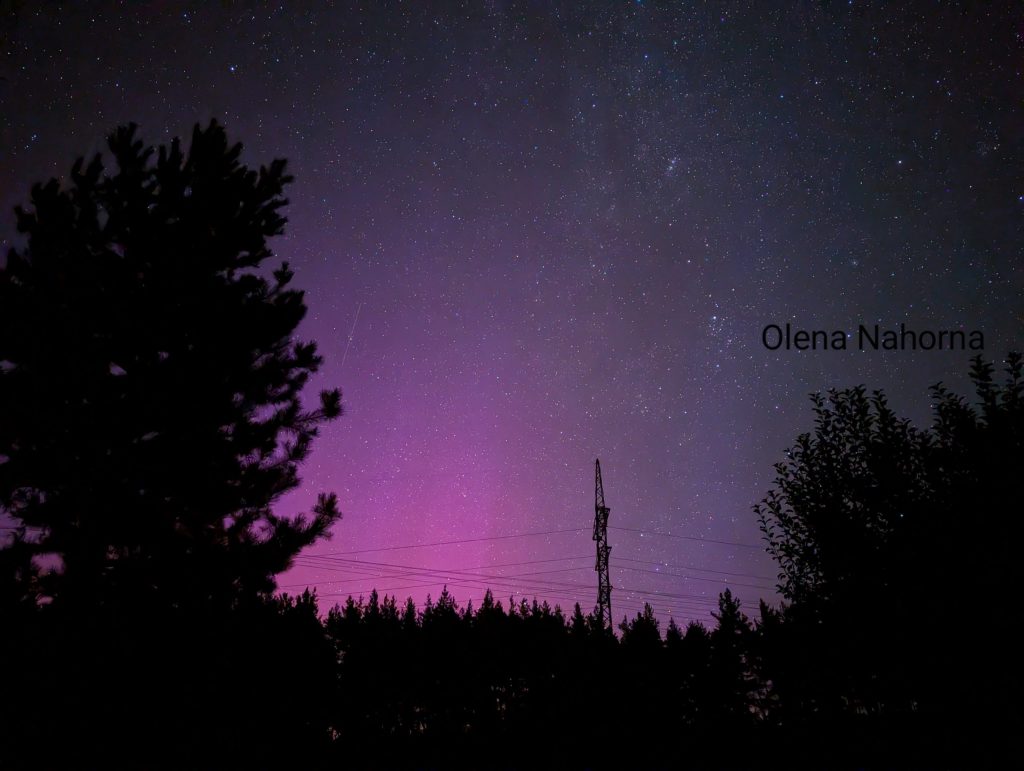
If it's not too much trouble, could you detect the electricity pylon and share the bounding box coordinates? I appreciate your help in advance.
[593,458,612,632]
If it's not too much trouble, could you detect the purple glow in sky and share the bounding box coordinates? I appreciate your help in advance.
[2,3,1020,626]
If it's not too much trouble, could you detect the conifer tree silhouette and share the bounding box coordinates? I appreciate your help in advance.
[708,588,755,723]
[0,121,345,767]
[618,602,661,647]
[0,120,343,614]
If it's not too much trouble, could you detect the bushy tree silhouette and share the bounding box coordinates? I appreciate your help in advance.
[755,353,1023,764]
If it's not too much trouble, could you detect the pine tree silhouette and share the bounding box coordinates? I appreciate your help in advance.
[0,120,343,614]
[0,121,344,767]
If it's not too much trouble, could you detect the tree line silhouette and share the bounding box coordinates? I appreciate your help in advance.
[0,123,1018,769]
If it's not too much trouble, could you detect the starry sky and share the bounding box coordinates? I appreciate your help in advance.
[2,1,1021,626]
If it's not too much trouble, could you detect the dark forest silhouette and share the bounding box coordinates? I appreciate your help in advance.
[0,125,1019,769]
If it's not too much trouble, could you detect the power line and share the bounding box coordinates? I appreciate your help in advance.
[289,554,732,608]
[282,561,598,592]
[310,527,590,557]
[610,564,775,591]
[288,563,594,589]
[609,525,762,549]
[288,554,595,587]
[372,593,700,620]
[611,555,776,582]
[292,557,712,606]
[301,523,765,562]
[313,578,709,619]
[301,555,607,593]
[315,578,656,610]
[295,553,773,594]
[3,522,767,551]
[297,553,593,572]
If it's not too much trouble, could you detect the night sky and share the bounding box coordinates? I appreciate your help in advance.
[2,2,1021,626]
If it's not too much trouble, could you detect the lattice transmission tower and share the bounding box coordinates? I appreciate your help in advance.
[593,458,613,632]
